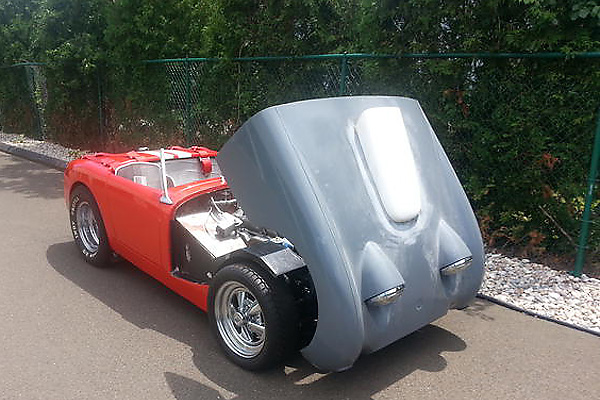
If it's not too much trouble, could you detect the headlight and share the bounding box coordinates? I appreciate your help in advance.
[440,256,473,276]
[365,284,405,306]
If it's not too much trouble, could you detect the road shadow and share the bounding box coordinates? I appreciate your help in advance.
[47,241,468,400]
[460,298,496,321]
[0,153,64,199]
[168,321,466,400]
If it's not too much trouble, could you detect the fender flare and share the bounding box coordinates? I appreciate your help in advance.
[219,241,306,277]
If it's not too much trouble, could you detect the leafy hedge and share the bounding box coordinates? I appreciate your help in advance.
[0,0,599,259]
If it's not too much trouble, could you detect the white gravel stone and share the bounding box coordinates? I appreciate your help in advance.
[480,253,600,334]
[0,132,86,162]
[2,131,599,335]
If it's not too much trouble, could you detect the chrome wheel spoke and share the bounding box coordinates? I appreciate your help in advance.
[236,291,246,311]
[228,303,237,317]
[240,326,252,342]
[247,321,265,337]
[247,301,261,316]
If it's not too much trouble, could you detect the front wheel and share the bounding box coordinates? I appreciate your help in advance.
[69,186,111,267]
[208,264,298,370]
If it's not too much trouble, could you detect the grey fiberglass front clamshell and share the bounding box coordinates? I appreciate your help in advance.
[217,96,484,371]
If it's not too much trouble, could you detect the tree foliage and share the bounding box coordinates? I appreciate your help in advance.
[0,0,599,256]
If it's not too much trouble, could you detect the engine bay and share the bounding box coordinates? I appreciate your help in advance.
[171,189,318,346]
[172,188,297,282]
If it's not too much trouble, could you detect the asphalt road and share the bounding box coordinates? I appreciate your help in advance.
[0,151,598,400]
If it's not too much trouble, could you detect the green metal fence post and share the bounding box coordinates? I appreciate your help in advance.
[24,66,43,139]
[339,55,348,96]
[184,57,192,145]
[573,108,600,276]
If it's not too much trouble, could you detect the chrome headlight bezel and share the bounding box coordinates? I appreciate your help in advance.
[365,284,405,306]
[440,256,473,276]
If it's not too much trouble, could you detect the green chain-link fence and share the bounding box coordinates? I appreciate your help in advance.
[140,56,361,146]
[0,53,599,274]
[0,62,47,139]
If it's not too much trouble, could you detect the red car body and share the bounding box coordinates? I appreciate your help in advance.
[63,146,222,311]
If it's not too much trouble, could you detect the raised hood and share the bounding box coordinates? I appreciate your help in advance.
[217,96,484,371]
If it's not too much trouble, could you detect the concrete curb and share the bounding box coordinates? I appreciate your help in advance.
[477,293,600,337]
[0,142,67,171]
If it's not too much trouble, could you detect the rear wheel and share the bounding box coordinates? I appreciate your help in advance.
[69,186,111,267]
[208,263,298,370]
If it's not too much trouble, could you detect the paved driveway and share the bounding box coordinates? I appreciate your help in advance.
[0,151,598,400]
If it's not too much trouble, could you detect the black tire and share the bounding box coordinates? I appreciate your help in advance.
[208,263,299,370]
[69,186,112,267]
